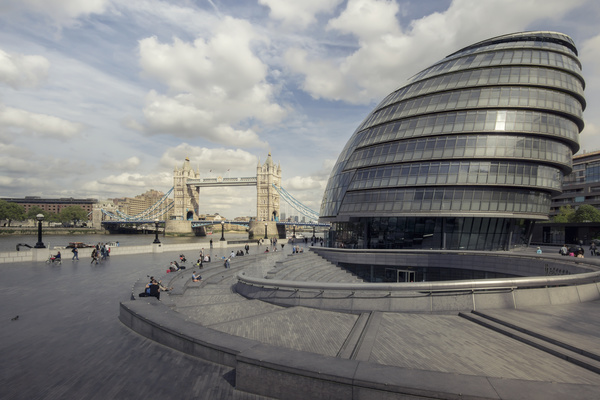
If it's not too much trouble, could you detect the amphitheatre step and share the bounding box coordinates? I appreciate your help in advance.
[458,311,600,375]
[173,292,247,308]
[277,261,329,280]
[208,306,360,358]
[292,265,337,281]
[267,253,322,277]
[176,299,283,326]
[471,308,600,362]
[315,266,362,283]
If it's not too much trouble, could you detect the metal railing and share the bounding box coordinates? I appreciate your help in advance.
[236,270,600,294]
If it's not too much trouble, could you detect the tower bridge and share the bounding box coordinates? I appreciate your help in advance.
[98,153,326,236]
[187,176,257,187]
[173,153,282,225]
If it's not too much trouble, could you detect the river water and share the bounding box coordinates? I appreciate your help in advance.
[0,232,252,252]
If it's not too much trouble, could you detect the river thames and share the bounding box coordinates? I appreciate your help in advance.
[0,232,251,253]
[0,230,321,253]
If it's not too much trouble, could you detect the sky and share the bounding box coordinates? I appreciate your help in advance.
[1,0,600,219]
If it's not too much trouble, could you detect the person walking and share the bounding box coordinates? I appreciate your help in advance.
[71,247,79,261]
[90,248,99,264]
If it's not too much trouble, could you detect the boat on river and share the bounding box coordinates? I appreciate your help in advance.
[66,242,95,248]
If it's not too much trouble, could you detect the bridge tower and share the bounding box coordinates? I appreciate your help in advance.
[256,153,281,221]
[173,157,200,220]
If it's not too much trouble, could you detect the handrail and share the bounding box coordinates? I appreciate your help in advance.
[236,270,600,293]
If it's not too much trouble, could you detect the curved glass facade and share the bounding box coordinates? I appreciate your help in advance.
[320,31,585,250]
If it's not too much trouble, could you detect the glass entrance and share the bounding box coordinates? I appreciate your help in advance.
[385,268,415,282]
[398,270,415,282]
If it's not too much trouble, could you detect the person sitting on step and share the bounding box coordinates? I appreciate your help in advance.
[192,271,202,282]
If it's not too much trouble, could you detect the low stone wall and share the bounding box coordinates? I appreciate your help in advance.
[0,250,34,264]
[119,296,600,400]
[0,240,243,264]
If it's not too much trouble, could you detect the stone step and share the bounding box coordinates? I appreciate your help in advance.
[178,299,283,326]
[458,311,600,375]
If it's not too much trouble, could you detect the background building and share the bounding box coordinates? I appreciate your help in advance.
[550,150,600,215]
[531,150,600,245]
[113,189,172,219]
[3,196,97,218]
[320,31,585,250]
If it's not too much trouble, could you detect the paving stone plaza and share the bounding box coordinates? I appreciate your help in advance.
[121,246,600,399]
[2,241,600,399]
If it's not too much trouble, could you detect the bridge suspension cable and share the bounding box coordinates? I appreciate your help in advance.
[100,185,318,223]
[272,184,319,221]
[101,187,175,221]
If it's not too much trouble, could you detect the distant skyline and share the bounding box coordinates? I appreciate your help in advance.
[1,0,600,218]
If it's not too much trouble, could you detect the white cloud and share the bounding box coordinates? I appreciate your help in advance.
[320,158,337,177]
[137,16,286,146]
[141,91,267,147]
[281,174,330,216]
[0,143,33,172]
[259,0,343,29]
[284,176,323,191]
[1,0,110,24]
[0,175,14,186]
[327,0,401,40]
[0,143,98,197]
[79,171,173,198]
[578,122,600,154]
[97,173,154,187]
[579,33,600,153]
[0,105,83,139]
[286,0,589,104]
[285,48,350,101]
[0,48,50,89]
[159,144,258,175]
[109,156,141,170]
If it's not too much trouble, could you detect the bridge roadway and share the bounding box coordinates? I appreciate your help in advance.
[3,244,600,399]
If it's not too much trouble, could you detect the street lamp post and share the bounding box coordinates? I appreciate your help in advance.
[34,214,45,248]
[264,223,268,239]
[220,221,226,241]
[153,219,161,244]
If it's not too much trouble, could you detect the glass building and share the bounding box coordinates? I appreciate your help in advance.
[320,32,585,250]
[551,150,600,215]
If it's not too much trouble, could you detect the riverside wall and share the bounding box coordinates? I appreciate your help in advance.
[0,240,254,264]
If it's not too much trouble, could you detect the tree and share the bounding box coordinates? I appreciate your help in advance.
[26,206,48,221]
[0,200,25,227]
[46,212,61,225]
[571,204,600,223]
[552,205,575,223]
[58,206,89,226]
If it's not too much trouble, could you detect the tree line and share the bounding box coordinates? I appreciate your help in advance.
[551,204,600,223]
[0,199,90,227]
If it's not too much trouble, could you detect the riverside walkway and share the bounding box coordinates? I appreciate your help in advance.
[0,243,273,400]
[3,244,600,399]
